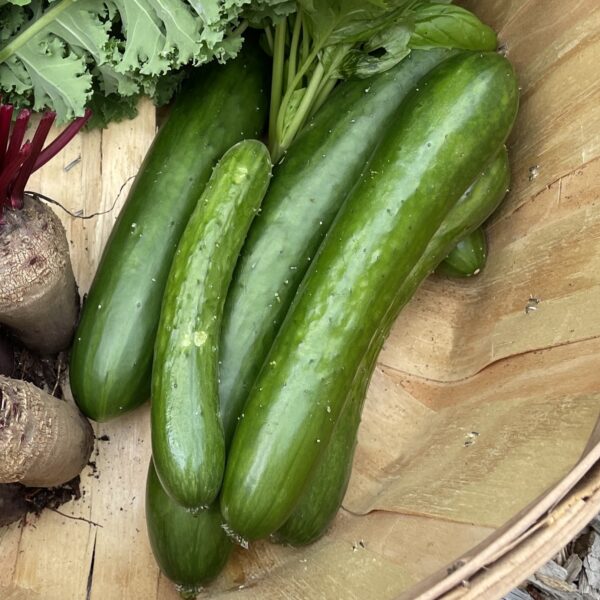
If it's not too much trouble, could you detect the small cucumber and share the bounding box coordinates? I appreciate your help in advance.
[152,140,271,509]
[145,461,232,599]
[219,48,457,445]
[437,227,488,277]
[70,45,268,422]
[276,149,509,546]
[221,52,519,541]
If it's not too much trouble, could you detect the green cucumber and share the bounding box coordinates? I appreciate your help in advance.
[437,227,488,277]
[145,461,232,599]
[274,339,377,547]
[70,45,268,422]
[219,48,457,445]
[152,140,271,509]
[221,52,519,540]
[276,149,509,546]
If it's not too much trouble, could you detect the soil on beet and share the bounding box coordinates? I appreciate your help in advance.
[12,344,67,398]
[1,337,92,527]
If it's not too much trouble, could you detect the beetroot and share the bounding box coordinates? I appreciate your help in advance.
[0,103,90,355]
[0,375,93,487]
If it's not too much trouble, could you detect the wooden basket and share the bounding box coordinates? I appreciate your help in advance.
[1,1,599,598]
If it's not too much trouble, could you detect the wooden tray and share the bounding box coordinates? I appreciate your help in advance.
[1,1,600,598]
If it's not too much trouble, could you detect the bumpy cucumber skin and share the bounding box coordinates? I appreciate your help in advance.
[69,47,268,422]
[221,52,519,541]
[145,462,232,597]
[152,141,271,509]
[438,227,488,278]
[219,49,457,444]
[276,149,509,546]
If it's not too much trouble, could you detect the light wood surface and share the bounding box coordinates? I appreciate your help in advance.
[1,1,600,598]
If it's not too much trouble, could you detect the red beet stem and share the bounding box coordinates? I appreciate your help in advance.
[33,108,92,172]
[0,143,32,221]
[0,101,92,218]
[10,112,56,209]
[0,105,14,170]
[5,109,31,164]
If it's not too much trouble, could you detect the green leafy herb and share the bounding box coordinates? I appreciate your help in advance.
[0,0,294,124]
[409,2,497,50]
[267,0,497,161]
[0,0,495,134]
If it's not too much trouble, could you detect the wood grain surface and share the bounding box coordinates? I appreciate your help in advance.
[1,1,599,598]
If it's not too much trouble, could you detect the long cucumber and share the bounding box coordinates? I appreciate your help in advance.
[437,227,488,277]
[152,141,271,509]
[277,149,510,545]
[221,52,519,541]
[70,46,268,422]
[219,48,457,444]
[145,462,232,599]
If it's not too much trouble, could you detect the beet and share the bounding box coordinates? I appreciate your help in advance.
[0,101,89,355]
[0,375,94,487]
[0,198,78,354]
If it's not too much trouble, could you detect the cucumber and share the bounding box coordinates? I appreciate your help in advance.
[219,48,457,444]
[276,149,509,546]
[70,45,268,422]
[152,140,271,509]
[145,461,232,599]
[274,339,377,547]
[437,227,488,277]
[221,52,519,540]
